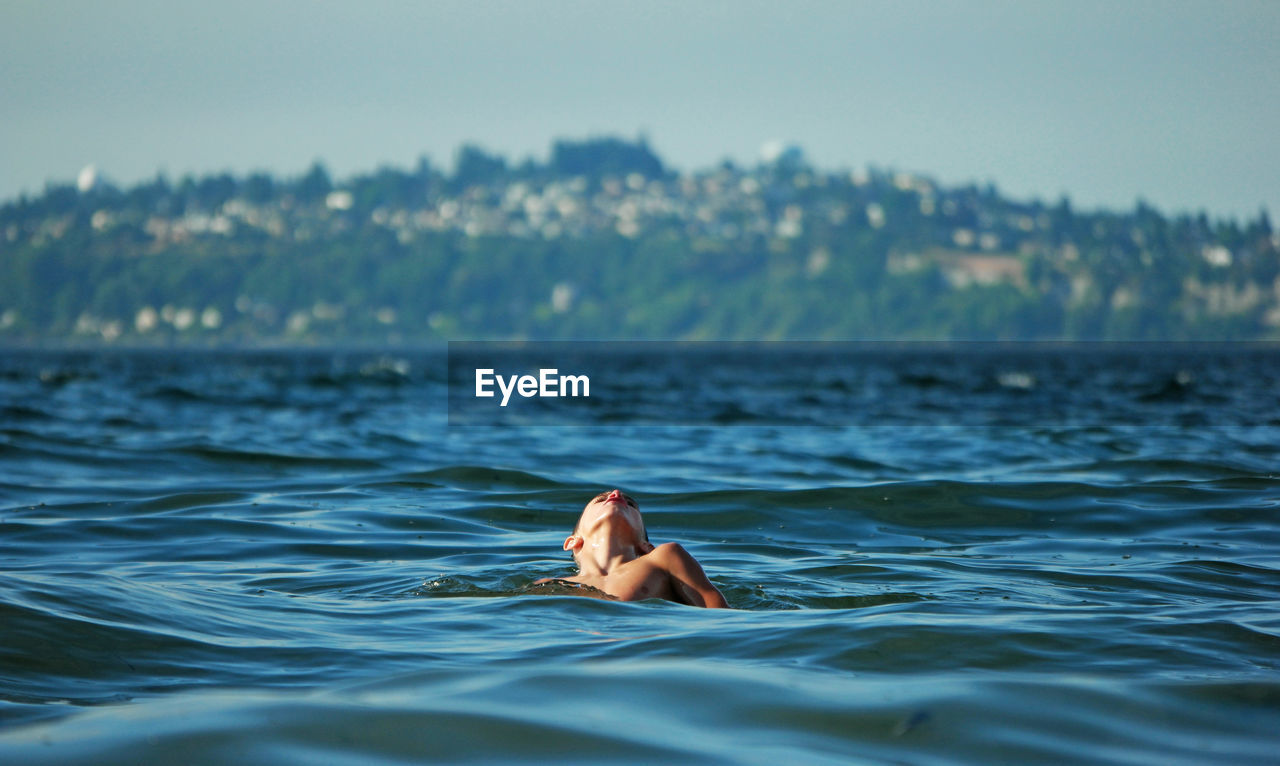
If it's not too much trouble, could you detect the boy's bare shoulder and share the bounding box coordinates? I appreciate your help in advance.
[645,542,706,574]
[645,541,728,608]
[648,541,692,561]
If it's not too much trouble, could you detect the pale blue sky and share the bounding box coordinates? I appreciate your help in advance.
[3,0,1277,218]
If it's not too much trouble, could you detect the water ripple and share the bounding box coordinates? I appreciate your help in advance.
[2,348,1278,763]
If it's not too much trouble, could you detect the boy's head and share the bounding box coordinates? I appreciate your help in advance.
[564,489,651,562]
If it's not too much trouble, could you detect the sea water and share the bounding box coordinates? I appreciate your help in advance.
[1,346,1278,764]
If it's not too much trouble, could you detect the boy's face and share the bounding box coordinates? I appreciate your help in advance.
[575,489,646,541]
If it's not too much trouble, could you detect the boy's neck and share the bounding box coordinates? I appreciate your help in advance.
[576,533,645,575]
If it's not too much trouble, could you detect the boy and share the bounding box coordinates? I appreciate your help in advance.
[536,489,728,608]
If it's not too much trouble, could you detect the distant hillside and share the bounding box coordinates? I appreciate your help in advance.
[2,137,1276,344]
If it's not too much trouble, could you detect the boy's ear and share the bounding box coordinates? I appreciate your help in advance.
[638,540,654,554]
[563,535,582,552]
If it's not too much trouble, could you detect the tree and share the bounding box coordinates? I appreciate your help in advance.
[549,137,664,179]
[452,145,507,189]
[243,173,275,205]
[295,162,333,204]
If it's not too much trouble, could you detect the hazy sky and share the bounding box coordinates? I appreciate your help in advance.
[3,0,1277,219]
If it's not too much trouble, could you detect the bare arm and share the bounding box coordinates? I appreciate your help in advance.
[655,542,729,608]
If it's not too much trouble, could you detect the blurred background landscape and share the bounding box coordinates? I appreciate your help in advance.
[3,1,1278,344]
[3,139,1277,343]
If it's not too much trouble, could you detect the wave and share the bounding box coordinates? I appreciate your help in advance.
[4,348,1279,763]
[3,661,1277,765]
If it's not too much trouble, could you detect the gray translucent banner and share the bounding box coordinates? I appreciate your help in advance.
[447,341,1280,427]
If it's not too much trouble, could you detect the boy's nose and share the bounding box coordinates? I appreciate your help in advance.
[606,489,623,501]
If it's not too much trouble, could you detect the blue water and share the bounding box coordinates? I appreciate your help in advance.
[1,346,1278,764]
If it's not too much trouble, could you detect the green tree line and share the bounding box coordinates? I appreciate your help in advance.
[1,138,1276,344]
